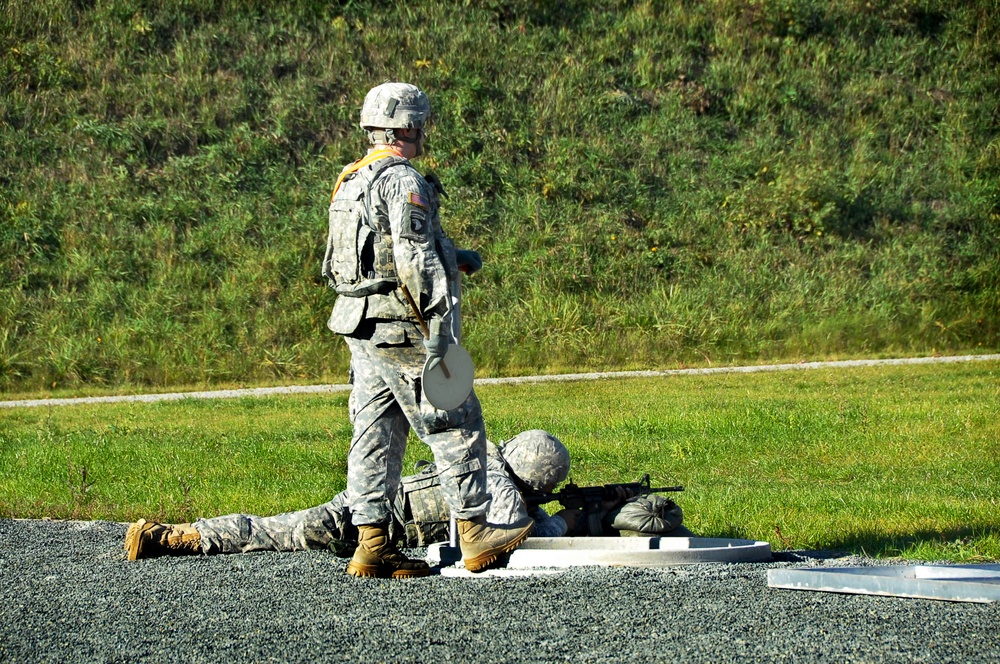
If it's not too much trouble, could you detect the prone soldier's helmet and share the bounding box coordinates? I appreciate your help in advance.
[360,82,430,131]
[499,430,570,491]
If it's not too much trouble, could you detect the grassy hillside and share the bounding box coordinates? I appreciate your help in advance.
[2,0,998,392]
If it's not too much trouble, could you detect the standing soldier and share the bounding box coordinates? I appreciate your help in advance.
[123,83,531,579]
[319,82,532,577]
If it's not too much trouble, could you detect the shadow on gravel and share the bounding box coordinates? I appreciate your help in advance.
[705,524,998,563]
[821,526,1000,559]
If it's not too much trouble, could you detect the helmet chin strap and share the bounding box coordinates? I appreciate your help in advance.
[404,128,425,156]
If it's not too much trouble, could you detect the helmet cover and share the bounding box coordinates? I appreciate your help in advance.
[359,82,430,130]
[499,430,570,491]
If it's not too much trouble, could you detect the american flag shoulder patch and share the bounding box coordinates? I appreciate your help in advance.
[408,192,430,210]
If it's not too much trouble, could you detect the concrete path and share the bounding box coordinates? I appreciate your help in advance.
[1,353,997,409]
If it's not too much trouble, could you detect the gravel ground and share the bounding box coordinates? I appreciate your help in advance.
[1,519,997,663]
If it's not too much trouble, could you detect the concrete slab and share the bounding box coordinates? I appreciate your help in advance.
[767,564,1000,603]
[437,568,565,578]
[427,536,772,569]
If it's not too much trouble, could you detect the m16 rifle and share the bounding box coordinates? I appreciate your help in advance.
[524,474,684,536]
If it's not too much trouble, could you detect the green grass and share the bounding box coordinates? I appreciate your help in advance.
[2,0,999,392]
[2,361,997,562]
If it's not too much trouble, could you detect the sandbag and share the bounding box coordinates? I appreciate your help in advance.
[609,494,683,535]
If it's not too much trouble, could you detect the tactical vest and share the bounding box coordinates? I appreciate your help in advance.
[399,462,452,547]
[322,154,409,298]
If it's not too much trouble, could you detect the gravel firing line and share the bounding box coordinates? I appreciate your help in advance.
[2,353,997,409]
[2,519,998,663]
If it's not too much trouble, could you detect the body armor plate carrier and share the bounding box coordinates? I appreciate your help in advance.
[323,156,408,297]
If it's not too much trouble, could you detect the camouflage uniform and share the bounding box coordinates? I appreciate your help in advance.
[193,443,565,555]
[481,442,567,539]
[322,152,489,528]
[195,492,355,556]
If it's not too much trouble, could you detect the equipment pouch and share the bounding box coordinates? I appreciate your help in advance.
[335,277,398,297]
[400,463,452,547]
[323,196,366,289]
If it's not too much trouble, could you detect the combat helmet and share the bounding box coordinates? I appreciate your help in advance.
[499,430,570,491]
[360,82,430,131]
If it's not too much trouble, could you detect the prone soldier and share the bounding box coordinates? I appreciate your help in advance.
[124,431,687,561]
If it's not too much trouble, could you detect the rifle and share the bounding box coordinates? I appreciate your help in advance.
[524,474,684,536]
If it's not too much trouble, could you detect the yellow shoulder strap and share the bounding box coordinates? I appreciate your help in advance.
[330,149,400,201]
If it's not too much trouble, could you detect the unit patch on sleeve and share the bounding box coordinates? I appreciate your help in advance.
[408,192,430,210]
[409,209,426,234]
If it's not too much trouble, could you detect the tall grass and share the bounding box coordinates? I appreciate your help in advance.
[2,0,998,392]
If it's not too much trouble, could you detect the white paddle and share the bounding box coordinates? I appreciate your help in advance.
[400,280,475,411]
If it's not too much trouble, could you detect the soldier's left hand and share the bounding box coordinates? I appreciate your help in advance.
[600,486,630,513]
[554,508,584,534]
[455,249,483,274]
[423,332,449,371]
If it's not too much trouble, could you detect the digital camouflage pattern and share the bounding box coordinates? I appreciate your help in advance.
[195,493,358,556]
[398,461,452,546]
[322,155,407,302]
[323,133,485,532]
[498,430,571,491]
[324,157,456,336]
[344,325,490,525]
[486,441,568,538]
[193,441,567,556]
[359,82,430,130]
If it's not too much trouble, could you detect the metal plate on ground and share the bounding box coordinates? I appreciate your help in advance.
[428,537,772,570]
[767,565,1000,603]
[421,344,475,411]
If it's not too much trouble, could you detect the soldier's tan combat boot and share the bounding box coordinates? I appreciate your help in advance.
[346,524,431,579]
[124,519,202,561]
[457,515,534,572]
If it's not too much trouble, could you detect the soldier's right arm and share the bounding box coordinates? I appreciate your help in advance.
[487,472,570,537]
[485,472,532,527]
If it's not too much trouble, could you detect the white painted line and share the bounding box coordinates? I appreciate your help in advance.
[475,353,1000,385]
[1,354,997,409]
[0,383,352,409]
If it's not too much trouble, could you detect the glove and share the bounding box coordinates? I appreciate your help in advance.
[425,171,448,198]
[423,332,449,372]
[608,495,684,535]
[455,249,483,275]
